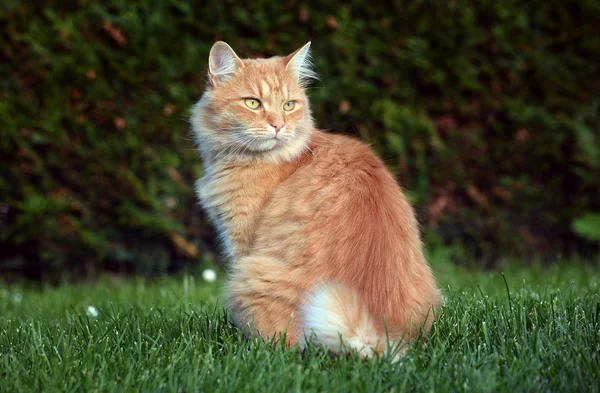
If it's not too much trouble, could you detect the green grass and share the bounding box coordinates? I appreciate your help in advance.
[1,261,599,393]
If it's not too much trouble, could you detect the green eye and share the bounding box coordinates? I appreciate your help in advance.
[283,101,296,111]
[244,98,261,109]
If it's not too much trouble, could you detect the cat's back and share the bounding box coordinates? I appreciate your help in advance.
[260,129,416,249]
[255,130,436,324]
[283,130,402,207]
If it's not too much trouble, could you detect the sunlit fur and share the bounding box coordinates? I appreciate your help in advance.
[191,41,441,358]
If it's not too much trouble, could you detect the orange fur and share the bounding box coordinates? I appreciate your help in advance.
[192,41,441,357]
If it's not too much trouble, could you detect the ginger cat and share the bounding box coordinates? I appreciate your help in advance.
[192,41,441,358]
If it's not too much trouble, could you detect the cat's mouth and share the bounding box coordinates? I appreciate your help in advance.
[234,129,295,154]
[248,137,280,152]
[236,129,292,153]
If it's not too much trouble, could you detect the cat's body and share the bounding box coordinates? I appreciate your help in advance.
[192,41,441,357]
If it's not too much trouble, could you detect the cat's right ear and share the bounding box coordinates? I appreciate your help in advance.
[208,41,244,86]
[285,42,318,87]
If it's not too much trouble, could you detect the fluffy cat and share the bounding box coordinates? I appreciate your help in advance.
[191,41,441,358]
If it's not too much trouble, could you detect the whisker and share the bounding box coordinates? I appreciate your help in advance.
[315,133,335,143]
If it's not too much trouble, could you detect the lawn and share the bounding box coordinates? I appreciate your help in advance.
[1,260,599,393]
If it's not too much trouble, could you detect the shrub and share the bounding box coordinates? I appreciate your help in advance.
[1,1,599,278]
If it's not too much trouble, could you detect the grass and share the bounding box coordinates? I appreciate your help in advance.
[1,261,599,393]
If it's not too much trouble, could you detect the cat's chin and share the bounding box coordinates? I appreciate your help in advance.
[206,131,310,163]
[250,138,279,152]
[239,136,307,162]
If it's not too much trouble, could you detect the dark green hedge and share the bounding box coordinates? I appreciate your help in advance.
[1,0,599,278]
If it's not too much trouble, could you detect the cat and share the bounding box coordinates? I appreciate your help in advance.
[191,41,441,358]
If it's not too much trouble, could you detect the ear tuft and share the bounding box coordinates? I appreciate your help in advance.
[285,42,318,87]
[208,41,243,85]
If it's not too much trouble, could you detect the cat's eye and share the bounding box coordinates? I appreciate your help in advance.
[244,98,262,109]
[283,101,296,111]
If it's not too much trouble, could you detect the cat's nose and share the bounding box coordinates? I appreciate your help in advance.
[270,122,285,134]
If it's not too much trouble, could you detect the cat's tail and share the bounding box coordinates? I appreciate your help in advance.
[301,282,402,358]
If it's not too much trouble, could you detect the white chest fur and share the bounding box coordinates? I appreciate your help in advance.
[196,163,279,260]
[196,171,237,259]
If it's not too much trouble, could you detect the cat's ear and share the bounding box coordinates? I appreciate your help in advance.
[208,41,244,86]
[285,42,318,87]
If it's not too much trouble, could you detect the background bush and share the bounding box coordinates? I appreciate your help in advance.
[1,0,599,278]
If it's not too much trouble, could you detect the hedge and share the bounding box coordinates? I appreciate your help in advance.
[1,0,599,278]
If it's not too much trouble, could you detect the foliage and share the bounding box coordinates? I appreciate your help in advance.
[1,263,599,392]
[573,213,600,243]
[1,1,599,277]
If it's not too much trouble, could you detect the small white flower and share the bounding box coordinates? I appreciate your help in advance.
[86,306,99,318]
[12,293,22,304]
[164,197,177,209]
[202,268,217,283]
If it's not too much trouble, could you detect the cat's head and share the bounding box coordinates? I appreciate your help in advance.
[192,41,316,164]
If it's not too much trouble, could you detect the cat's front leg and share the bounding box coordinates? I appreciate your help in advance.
[226,255,309,346]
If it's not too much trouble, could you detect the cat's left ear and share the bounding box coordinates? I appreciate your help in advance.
[208,41,244,86]
[285,42,318,86]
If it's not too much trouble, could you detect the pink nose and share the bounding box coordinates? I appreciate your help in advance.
[270,123,285,134]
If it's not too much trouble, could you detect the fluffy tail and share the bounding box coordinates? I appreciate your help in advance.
[301,283,401,358]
